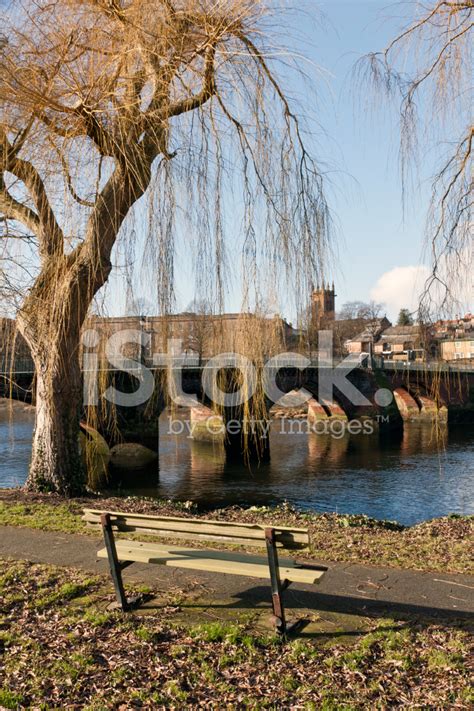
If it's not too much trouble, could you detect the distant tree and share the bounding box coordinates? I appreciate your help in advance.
[337,301,367,320]
[125,297,155,317]
[337,300,385,321]
[333,300,386,357]
[397,309,413,326]
[183,299,213,364]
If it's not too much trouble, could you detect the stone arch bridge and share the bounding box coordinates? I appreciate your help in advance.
[1,362,472,464]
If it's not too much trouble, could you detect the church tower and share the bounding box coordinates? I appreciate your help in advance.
[311,281,336,329]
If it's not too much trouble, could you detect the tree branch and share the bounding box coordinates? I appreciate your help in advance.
[1,126,64,258]
[74,104,120,159]
[159,42,216,120]
[49,139,96,208]
[383,1,472,57]
[404,23,473,102]
[0,181,40,235]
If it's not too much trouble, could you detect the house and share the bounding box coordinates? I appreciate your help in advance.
[345,317,392,355]
[433,314,474,340]
[373,325,428,362]
[439,338,474,362]
[329,318,371,357]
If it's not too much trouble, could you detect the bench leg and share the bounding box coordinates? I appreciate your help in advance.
[101,514,129,611]
[265,528,287,634]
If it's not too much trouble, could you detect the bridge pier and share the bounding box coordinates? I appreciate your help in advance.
[418,394,448,422]
[393,388,421,422]
[307,398,328,429]
[322,398,349,424]
[392,387,449,423]
[190,405,225,443]
[189,403,271,463]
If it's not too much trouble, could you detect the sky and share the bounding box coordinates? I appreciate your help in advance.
[277,0,462,323]
[309,0,432,319]
[107,0,456,324]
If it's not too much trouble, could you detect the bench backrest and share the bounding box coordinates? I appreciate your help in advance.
[82,509,309,551]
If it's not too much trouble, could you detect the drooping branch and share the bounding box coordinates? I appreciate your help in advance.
[360,0,472,314]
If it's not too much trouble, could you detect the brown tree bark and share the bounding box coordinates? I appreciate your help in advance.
[15,169,146,495]
[16,253,110,495]
[26,348,84,495]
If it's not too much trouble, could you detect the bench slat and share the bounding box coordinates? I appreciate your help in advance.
[87,524,284,548]
[97,541,324,585]
[83,509,309,549]
[83,508,308,533]
[100,540,293,566]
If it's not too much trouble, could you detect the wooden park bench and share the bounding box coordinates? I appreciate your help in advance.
[82,509,327,635]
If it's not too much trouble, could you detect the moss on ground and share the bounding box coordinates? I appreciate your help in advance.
[0,559,472,708]
[0,489,473,574]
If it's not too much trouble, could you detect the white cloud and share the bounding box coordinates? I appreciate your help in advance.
[370,252,473,321]
[370,265,430,320]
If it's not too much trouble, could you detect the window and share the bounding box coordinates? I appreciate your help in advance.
[455,353,462,359]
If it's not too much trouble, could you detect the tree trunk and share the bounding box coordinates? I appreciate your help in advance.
[26,345,84,495]
[15,168,146,496]
[17,254,107,496]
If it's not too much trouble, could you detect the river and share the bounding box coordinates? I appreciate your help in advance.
[1,401,473,525]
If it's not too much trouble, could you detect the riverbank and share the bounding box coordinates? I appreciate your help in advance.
[0,489,472,574]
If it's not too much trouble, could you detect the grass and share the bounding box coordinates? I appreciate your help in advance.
[0,559,472,708]
[0,489,473,574]
[0,499,85,534]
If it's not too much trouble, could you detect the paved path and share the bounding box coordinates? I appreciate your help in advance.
[1,526,473,624]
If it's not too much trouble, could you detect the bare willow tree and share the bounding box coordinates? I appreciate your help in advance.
[0,0,330,495]
[361,0,473,315]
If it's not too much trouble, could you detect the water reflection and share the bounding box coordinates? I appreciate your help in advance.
[1,403,473,525]
[307,432,350,465]
[190,441,225,479]
[400,422,448,454]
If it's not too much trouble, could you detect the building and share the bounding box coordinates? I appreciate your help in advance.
[439,338,474,362]
[433,314,474,340]
[345,317,392,355]
[84,312,296,365]
[345,322,433,362]
[311,282,336,330]
[373,325,429,362]
[329,317,372,357]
